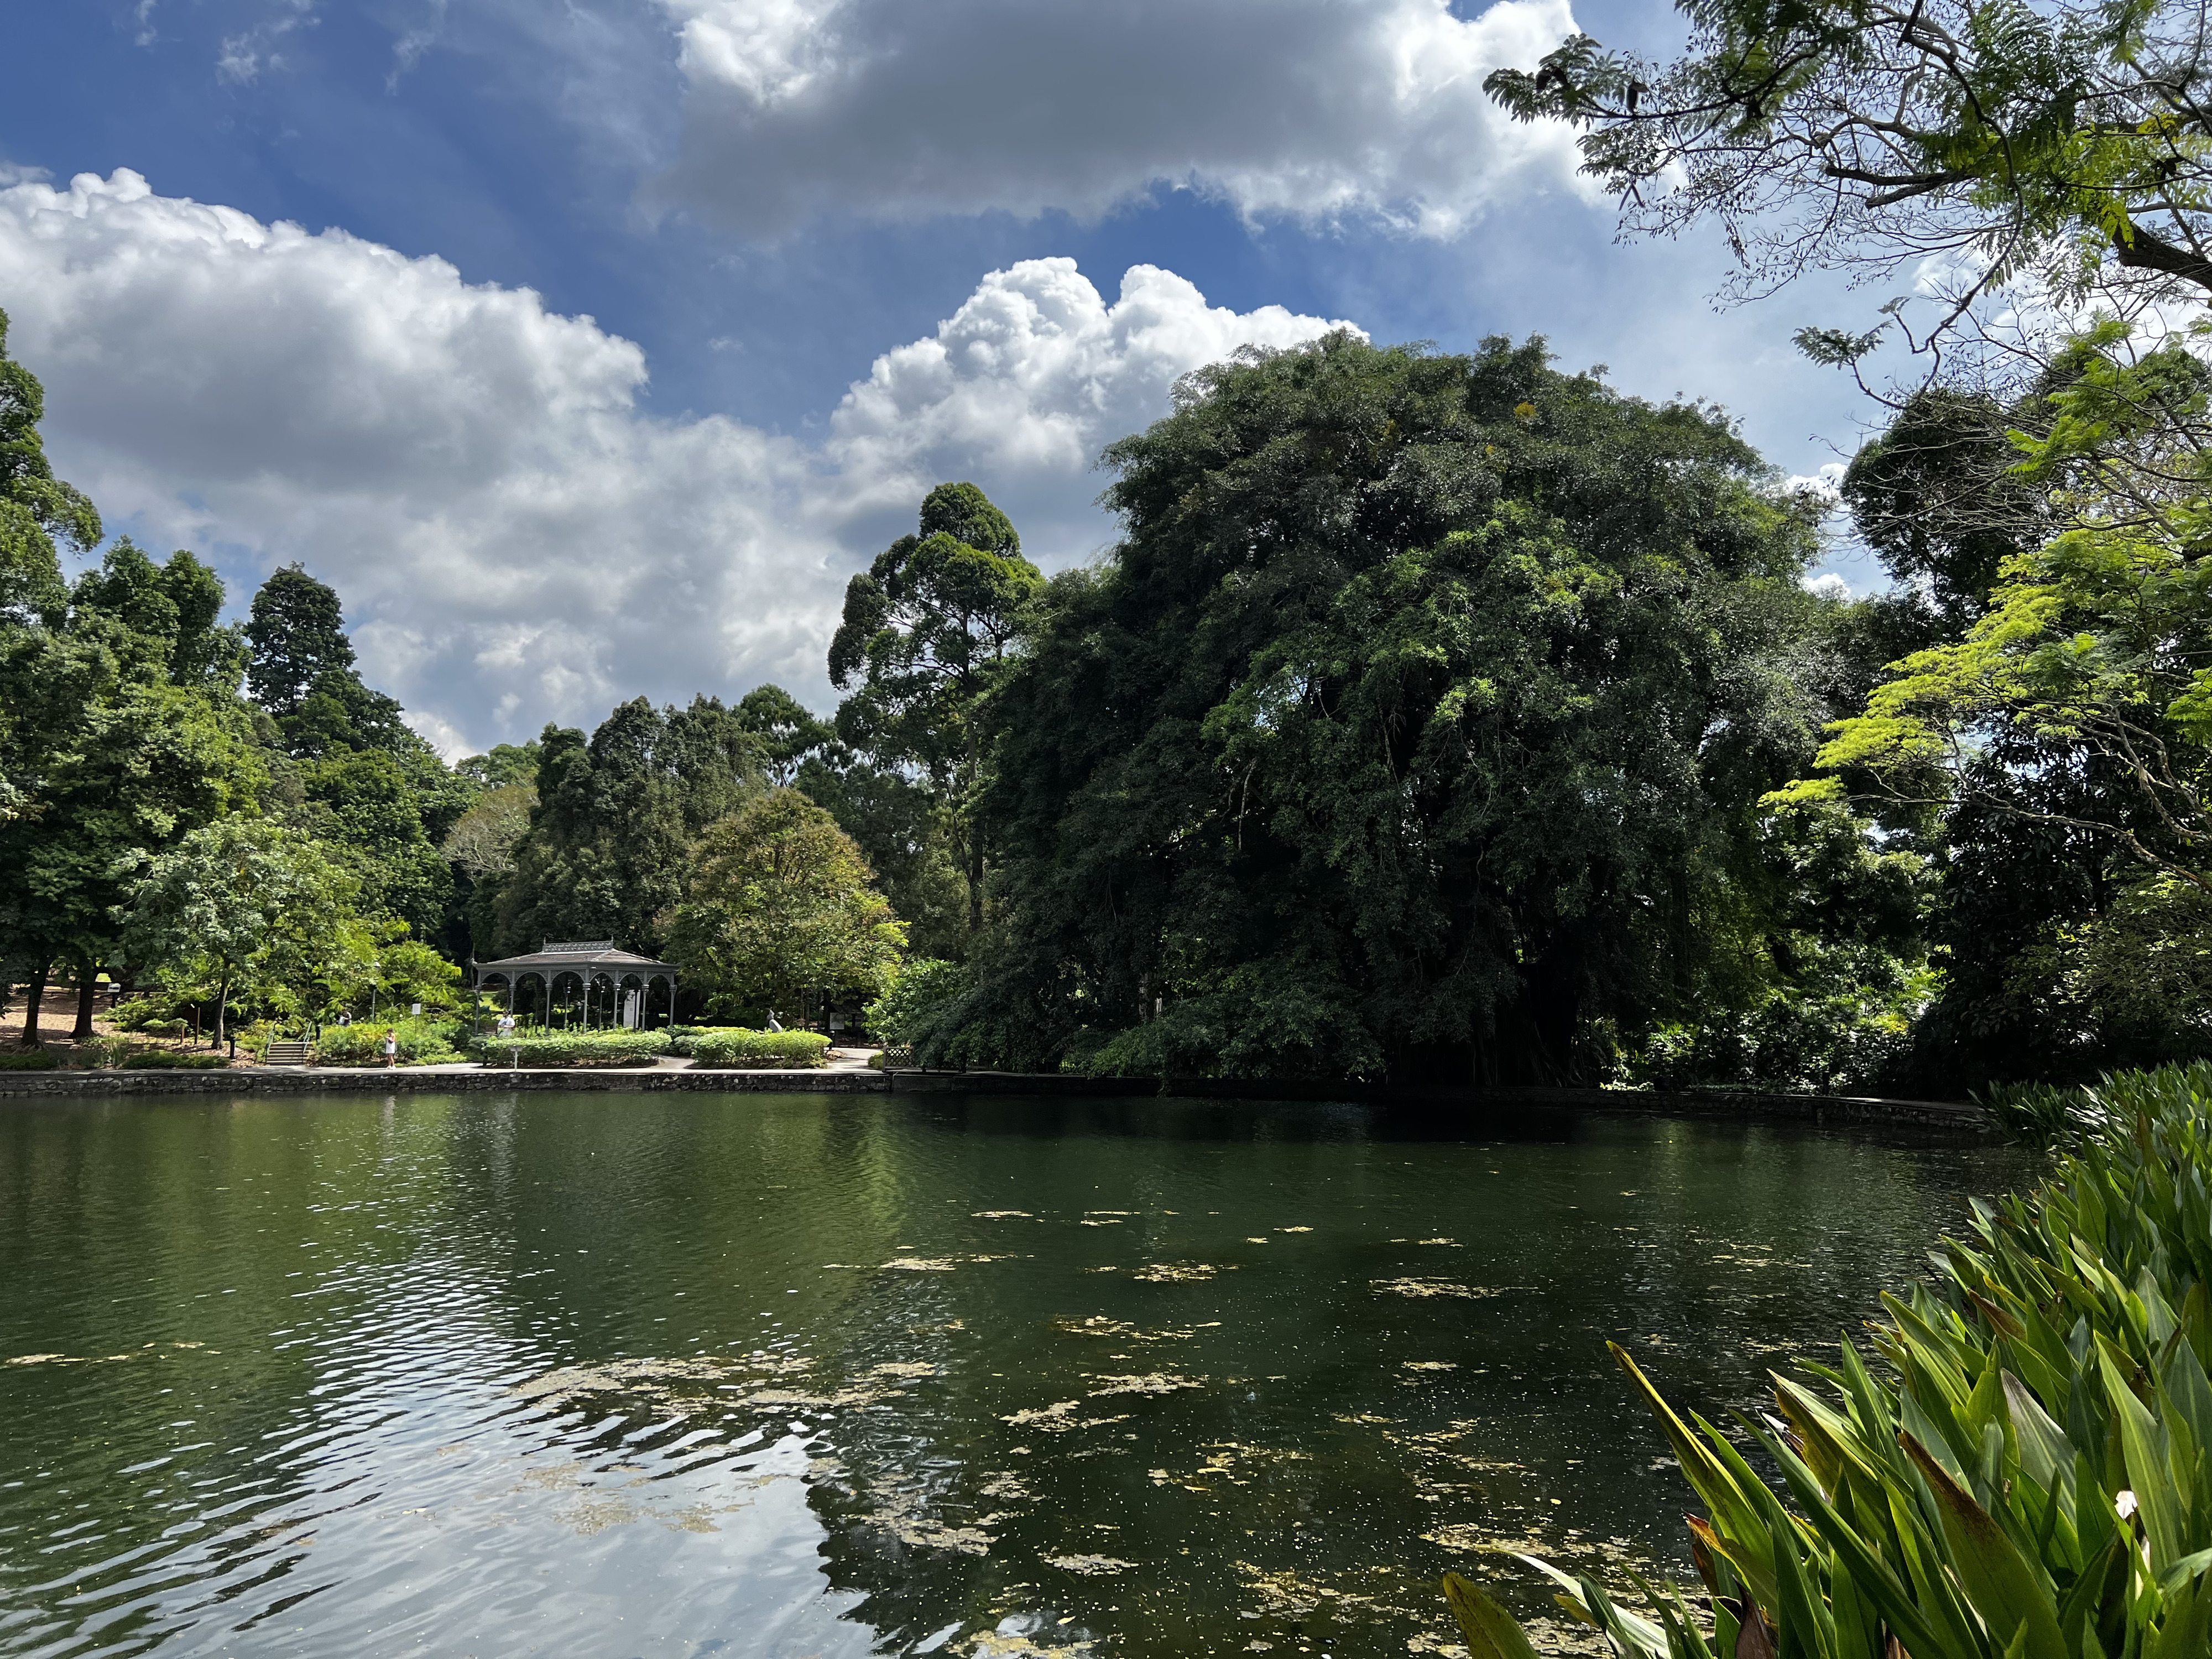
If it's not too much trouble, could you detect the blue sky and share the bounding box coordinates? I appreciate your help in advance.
[1,0,1886,752]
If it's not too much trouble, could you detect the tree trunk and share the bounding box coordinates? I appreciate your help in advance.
[967,837,985,937]
[964,729,985,938]
[20,960,48,1048]
[72,964,97,1041]
[213,972,229,1050]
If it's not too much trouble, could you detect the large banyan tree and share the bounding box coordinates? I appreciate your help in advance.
[925,332,1877,1086]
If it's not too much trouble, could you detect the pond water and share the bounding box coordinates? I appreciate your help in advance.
[0,1091,2022,1659]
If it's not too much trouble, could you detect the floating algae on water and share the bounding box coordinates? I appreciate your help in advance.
[511,1355,750,1411]
[6,1340,216,1366]
[1084,1372,1204,1397]
[878,1253,1024,1271]
[510,1351,921,1420]
[1053,1315,1138,1339]
[1042,1553,1133,1575]
[1371,1277,1521,1299]
[1051,1316,1216,1344]
[1000,1399,1134,1434]
[1130,1262,1233,1283]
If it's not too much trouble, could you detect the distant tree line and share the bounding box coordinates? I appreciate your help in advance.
[11,0,2212,1104]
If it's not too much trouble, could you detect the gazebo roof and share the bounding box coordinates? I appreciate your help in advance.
[471,940,679,974]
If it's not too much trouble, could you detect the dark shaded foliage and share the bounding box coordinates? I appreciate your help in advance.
[911,334,1870,1083]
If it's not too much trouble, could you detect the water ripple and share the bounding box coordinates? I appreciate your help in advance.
[1,1092,2020,1657]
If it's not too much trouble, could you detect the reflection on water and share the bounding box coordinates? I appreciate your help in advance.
[0,1092,2021,1657]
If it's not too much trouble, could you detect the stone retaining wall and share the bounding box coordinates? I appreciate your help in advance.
[883,1070,1984,1130]
[0,1062,1984,1132]
[0,1067,888,1097]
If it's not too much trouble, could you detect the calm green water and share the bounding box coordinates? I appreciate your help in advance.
[0,1091,2021,1659]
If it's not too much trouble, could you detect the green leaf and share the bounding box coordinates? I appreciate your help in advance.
[1439,1573,1547,1659]
[1898,1431,2068,1659]
[2094,1335,2187,1573]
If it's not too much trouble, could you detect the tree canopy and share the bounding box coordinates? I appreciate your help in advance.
[122,816,358,1046]
[895,333,1892,1084]
[830,481,1044,937]
[1488,0,2212,362]
[485,696,770,956]
[0,306,100,618]
[667,788,905,1021]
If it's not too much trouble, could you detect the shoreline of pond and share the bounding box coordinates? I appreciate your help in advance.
[0,1063,1987,1132]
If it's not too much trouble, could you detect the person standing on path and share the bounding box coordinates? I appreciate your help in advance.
[382,1030,398,1068]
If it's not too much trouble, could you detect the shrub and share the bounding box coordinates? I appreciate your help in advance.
[469,1028,671,1068]
[688,1028,831,1069]
[866,958,966,1048]
[665,1025,705,1057]
[314,1018,463,1066]
[71,1036,136,1070]
[1973,1077,2103,1148]
[0,1050,59,1071]
[109,996,182,1032]
[121,1051,230,1070]
[1441,1061,2212,1659]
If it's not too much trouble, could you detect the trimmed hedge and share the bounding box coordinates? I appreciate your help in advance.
[314,1020,463,1067]
[688,1029,831,1069]
[121,1051,231,1070]
[1442,1062,2212,1659]
[0,1050,59,1071]
[471,1028,671,1068]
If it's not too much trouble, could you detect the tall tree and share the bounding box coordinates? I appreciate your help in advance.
[241,564,474,942]
[829,482,1044,937]
[245,563,358,719]
[1778,325,2212,1080]
[455,742,540,789]
[916,333,1863,1085]
[491,696,768,954]
[667,789,905,1022]
[0,541,262,1043]
[123,817,357,1048]
[0,305,100,624]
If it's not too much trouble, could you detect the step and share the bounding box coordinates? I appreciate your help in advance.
[260,1042,312,1068]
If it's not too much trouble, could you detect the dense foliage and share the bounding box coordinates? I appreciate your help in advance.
[686,1027,832,1068]
[1475,0,2212,1092]
[8,105,2211,1089]
[890,335,1912,1084]
[481,695,769,958]
[667,789,905,1024]
[831,481,1045,943]
[1486,1,2212,366]
[1444,1060,2212,1659]
[0,312,491,1046]
[469,1027,671,1067]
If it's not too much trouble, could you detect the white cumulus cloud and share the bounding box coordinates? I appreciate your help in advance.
[826,257,1359,549]
[652,0,1590,238]
[0,171,1350,751]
